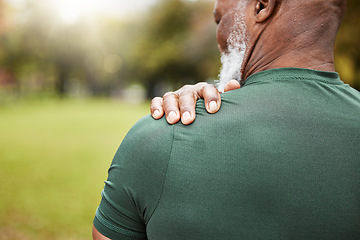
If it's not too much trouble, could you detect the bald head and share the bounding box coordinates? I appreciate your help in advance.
[276,0,346,39]
[214,0,347,82]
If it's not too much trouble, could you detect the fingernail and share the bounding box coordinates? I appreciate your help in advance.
[182,112,191,122]
[168,111,177,122]
[209,101,218,112]
[154,110,161,118]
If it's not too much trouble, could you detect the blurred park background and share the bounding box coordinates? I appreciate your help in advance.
[0,0,359,239]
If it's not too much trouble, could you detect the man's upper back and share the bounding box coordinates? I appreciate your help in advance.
[94,68,360,239]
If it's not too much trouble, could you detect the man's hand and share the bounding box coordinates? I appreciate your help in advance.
[150,80,241,125]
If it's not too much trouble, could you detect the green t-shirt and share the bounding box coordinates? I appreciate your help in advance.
[94,68,360,240]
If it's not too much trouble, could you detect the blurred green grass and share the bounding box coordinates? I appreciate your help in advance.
[0,99,149,240]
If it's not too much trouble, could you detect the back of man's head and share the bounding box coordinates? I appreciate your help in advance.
[276,0,346,38]
[215,0,348,83]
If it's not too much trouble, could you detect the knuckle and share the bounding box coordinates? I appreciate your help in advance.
[179,89,196,98]
[201,89,219,102]
[203,84,218,95]
[150,106,159,112]
[179,104,194,113]
[175,85,192,94]
[195,82,207,87]
[163,92,178,99]
[151,97,162,104]
[203,83,217,91]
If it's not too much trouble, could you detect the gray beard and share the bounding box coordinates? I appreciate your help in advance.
[216,5,247,92]
[217,43,246,92]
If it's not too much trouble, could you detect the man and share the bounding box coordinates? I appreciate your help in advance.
[93,0,360,239]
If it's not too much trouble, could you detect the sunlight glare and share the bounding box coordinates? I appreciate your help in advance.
[48,0,159,24]
[52,0,102,25]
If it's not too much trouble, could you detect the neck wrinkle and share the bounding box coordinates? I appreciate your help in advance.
[243,36,336,82]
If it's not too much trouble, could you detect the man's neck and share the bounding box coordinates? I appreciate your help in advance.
[243,41,335,81]
[241,7,339,82]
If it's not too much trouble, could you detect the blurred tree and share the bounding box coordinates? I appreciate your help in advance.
[0,0,19,94]
[126,0,360,97]
[0,0,358,100]
[0,0,130,97]
[127,0,220,98]
[335,0,360,90]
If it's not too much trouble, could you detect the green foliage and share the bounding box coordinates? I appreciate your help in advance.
[0,99,149,239]
[0,0,221,98]
[0,0,358,100]
[128,0,220,97]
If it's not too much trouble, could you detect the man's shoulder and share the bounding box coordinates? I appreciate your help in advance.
[116,114,175,163]
[128,114,174,141]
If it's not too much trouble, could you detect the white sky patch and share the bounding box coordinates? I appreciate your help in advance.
[5,0,159,23]
[52,0,159,24]
[53,0,84,25]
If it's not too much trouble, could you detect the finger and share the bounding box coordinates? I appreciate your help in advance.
[163,92,181,124]
[178,90,197,125]
[174,82,208,97]
[224,79,241,92]
[199,84,221,114]
[150,97,164,119]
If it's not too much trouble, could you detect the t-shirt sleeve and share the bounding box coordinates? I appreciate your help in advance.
[93,115,174,239]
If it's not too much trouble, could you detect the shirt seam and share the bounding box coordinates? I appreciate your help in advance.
[146,123,175,222]
[245,74,342,86]
[95,207,147,239]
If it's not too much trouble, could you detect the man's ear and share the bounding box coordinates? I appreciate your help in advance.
[254,0,277,22]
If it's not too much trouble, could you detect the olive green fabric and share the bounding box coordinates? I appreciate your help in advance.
[94,68,360,240]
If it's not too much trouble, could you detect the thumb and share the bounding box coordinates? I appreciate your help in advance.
[224,79,241,92]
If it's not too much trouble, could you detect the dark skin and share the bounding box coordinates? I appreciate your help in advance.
[93,0,346,238]
[150,0,346,125]
[150,81,240,125]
